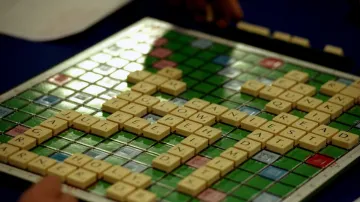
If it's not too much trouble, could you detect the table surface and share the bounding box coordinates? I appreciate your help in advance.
[0,0,359,201]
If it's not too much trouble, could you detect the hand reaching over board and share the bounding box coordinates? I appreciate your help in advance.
[18,176,78,202]
[168,0,243,27]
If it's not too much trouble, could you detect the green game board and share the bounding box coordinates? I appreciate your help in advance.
[0,18,359,202]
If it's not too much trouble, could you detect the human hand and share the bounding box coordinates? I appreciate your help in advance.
[18,176,78,202]
[169,0,243,27]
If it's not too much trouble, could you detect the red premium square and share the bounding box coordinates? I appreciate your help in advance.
[306,154,334,168]
[260,57,284,69]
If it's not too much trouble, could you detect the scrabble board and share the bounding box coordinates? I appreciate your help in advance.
[0,17,360,202]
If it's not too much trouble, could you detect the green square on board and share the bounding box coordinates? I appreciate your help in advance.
[320,145,346,159]
[226,169,253,182]
[18,90,42,101]
[75,106,96,115]
[86,98,105,110]
[33,82,57,93]
[197,51,216,61]
[232,185,259,200]
[153,92,173,102]
[308,80,322,91]
[206,75,230,85]
[337,113,360,126]
[5,111,31,123]
[59,128,85,140]
[180,90,204,100]
[350,128,360,135]
[50,87,74,99]
[180,46,200,56]
[177,65,192,75]
[20,103,46,115]
[279,63,301,72]
[285,147,313,161]
[200,63,223,73]
[32,146,55,156]
[164,42,183,51]
[163,30,180,39]
[209,43,230,53]
[232,61,252,71]
[313,93,330,102]
[293,164,320,177]
[246,175,272,189]
[54,101,77,111]
[78,134,104,146]
[243,54,263,64]
[23,116,45,128]
[143,57,158,66]
[211,88,236,99]
[220,101,239,109]
[267,71,285,80]
[200,146,223,159]
[185,58,205,69]
[268,183,294,197]
[143,168,166,181]
[0,135,12,143]
[212,178,238,193]
[38,109,59,119]
[213,123,235,135]
[168,53,187,63]
[173,165,195,177]
[104,155,127,166]
[162,134,184,146]
[149,185,171,198]
[240,159,266,173]
[348,105,360,116]
[236,73,258,82]
[88,180,110,196]
[227,129,249,141]
[249,66,271,76]
[65,80,88,91]
[148,143,171,154]
[178,34,195,43]
[97,140,123,152]
[182,77,198,88]
[202,95,223,104]
[328,122,350,131]
[158,175,182,188]
[290,109,306,118]
[62,67,85,77]
[130,137,155,150]
[165,192,191,202]
[315,73,336,83]
[2,98,29,109]
[111,131,136,143]
[228,93,253,104]
[215,137,237,149]
[43,137,70,149]
[247,98,268,110]
[280,173,307,187]
[188,69,210,80]
[257,112,275,121]
[0,120,16,132]
[193,83,216,94]
[93,112,111,120]
[273,157,300,170]
[134,153,156,166]
[190,198,200,202]
[63,144,89,154]
[301,68,319,78]
[222,196,246,202]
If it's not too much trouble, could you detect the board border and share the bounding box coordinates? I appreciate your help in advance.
[0,17,359,202]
